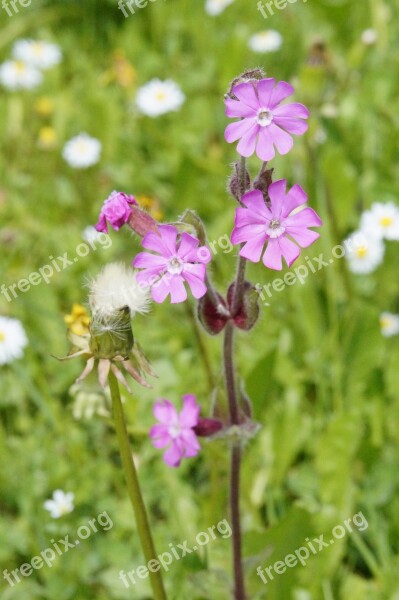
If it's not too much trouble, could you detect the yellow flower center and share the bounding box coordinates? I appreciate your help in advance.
[380,317,391,329]
[15,61,26,74]
[379,216,393,228]
[155,91,167,101]
[33,43,43,56]
[0,331,5,342]
[355,246,368,258]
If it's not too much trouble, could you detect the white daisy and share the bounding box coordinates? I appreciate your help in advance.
[248,30,283,53]
[361,29,377,45]
[44,490,74,518]
[12,40,62,70]
[344,230,385,274]
[89,263,151,317]
[62,133,101,169]
[380,312,399,337]
[205,0,234,15]
[360,202,399,241]
[136,79,185,117]
[0,60,43,90]
[0,316,28,365]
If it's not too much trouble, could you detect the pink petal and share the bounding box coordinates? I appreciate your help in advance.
[182,265,207,299]
[234,206,268,229]
[95,215,108,233]
[150,424,171,448]
[263,236,300,270]
[184,245,212,264]
[224,118,256,143]
[151,276,171,303]
[256,127,276,161]
[163,440,184,467]
[231,81,259,110]
[133,252,167,269]
[241,189,270,217]
[239,234,267,263]
[256,78,275,107]
[236,122,259,157]
[273,117,309,135]
[272,103,309,119]
[269,81,295,108]
[284,207,322,229]
[181,430,201,457]
[142,225,177,257]
[225,98,254,118]
[268,123,294,155]
[169,275,188,304]
[282,183,308,216]
[177,233,199,259]
[136,266,164,286]
[180,394,200,427]
[268,179,287,217]
[231,224,267,244]
[286,227,320,248]
[153,399,178,425]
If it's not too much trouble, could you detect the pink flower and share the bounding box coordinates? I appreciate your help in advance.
[133,224,211,304]
[150,395,201,467]
[224,78,309,161]
[95,191,137,233]
[231,180,322,271]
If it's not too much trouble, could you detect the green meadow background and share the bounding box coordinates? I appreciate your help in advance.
[1,0,399,598]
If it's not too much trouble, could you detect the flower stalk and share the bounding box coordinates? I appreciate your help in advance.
[109,371,167,600]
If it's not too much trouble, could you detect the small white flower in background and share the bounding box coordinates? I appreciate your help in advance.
[380,312,399,338]
[136,79,185,117]
[205,0,234,15]
[0,317,28,365]
[0,60,43,90]
[12,40,62,70]
[62,133,102,169]
[82,225,105,244]
[248,30,283,53]
[320,103,338,119]
[360,202,399,241]
[89,263,151,317]
[44,490,74,518]
[313,128,327,145]
[361,29,377,45]
[345,230,385,274]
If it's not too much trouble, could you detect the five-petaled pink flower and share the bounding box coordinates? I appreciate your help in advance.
[225,78,309,161]
[231,180,322,270]
[95,191,137,233]
[150,395,201,467]
[133,224,211,304]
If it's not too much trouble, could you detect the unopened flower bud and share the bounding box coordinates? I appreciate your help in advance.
[178,209,207,245]
[227,281,260,331]
[228,161,251,202]
[253,168,274,206]
[194,418,223,437]
[89,306,134,359]
[127,205,159,237]
[198,291,229,335]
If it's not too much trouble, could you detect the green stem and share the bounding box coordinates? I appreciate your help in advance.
[109,371,167,600]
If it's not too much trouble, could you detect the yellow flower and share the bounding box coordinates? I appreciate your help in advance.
[64,304,90,336]
[37,127,57,150]
[34,97,54,117]
[136,194,163,221]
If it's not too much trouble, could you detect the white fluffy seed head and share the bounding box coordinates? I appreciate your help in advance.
[89,263,151,317]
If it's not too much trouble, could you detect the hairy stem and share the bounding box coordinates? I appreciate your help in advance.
[109,371,168,600]
[231,157,248,317]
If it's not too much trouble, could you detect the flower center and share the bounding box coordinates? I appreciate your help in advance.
[380,317,391,329]
[355,245,368,258]
[156,91,167,101]
[167,256,183,275]
[169,424,181,439]
[257,108,273,127]
[380,216,393,228]
[33,43,43,56]
[15,61,26,74]
[0,331,5,342]
[266,219,285,238]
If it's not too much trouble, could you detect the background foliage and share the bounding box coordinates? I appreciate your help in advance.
[1,0,399,598]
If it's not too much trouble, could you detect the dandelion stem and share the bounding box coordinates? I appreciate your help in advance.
[109,371,167,600]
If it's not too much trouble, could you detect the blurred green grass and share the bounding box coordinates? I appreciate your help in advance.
[1,0,399,598]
